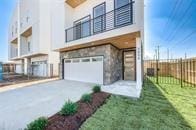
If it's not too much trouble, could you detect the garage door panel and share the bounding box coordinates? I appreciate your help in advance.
[64,56,103,84]
[87,62,103,83]
[32,61,47,77]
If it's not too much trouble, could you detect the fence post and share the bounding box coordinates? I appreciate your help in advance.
[180,58,183,88]
[156,59,159,84]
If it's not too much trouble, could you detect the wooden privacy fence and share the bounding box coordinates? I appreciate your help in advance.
[144,58,196,87]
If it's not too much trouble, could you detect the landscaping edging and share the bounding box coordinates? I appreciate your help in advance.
[45,92,110,130]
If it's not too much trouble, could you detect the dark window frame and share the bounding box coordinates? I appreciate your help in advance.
[73,15,91,40]
[114,0,132,27]
[93,2,106,34]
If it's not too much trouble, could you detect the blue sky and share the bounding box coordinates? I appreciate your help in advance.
[0,0,196,61]
[145,0,196,59]
[0,0,16,62]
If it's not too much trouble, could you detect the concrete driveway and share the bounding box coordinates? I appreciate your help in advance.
[0,80,94,130]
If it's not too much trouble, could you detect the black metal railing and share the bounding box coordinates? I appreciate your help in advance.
[65,2,134,42]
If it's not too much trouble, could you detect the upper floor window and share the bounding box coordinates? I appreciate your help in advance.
[115,0,130,8]
[93,2,106,33]
[26,11,30,23]
[12,26,14,36]
[26,16,29,23]
[114,0,132,27]
[28,41,31,52]
[15,21,18,33]
[74,15,91,40]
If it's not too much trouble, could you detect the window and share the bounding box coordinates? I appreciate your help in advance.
[32,61,47,65]
[92,57,103,62]
[28,41,31,52]
[114,0,132,27]
[82,58,90,62]
[74,15,91,40]
[26,16,29,23]
[115,0,130,8]
[12,26,14,36]
[73,59,80,63]
[93,3,106,33]
[65,60,71,63]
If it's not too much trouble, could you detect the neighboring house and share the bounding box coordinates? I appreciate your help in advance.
[8,0,59,77]
[51,0,144,89]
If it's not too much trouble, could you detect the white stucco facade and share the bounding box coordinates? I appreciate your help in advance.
[8,0,59,77]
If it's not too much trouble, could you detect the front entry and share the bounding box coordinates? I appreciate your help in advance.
[124,51,136,81]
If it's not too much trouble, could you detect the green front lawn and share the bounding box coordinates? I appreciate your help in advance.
[80,79,196,130]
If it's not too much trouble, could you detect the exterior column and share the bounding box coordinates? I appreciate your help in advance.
[23,58,31,75]
[17,0,21,57]
[136,37,142,90]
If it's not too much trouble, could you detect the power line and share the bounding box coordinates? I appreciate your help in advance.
[170,30,196,49]
[165,0,194,42]
[162,0,183,37]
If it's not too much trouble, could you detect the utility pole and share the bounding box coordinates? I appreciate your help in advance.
[185,53,187,59]
[155,49,157,60]
[167,48,169,60]
[155,45,160,60]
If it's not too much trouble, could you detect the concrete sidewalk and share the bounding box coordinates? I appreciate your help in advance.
[0,78,59,93]
[102,80,141,98]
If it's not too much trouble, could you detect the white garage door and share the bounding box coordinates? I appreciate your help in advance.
[64,56,103,84]
[32,61,47,77]
[15,64,23,74]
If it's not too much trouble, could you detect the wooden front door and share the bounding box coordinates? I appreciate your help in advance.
[124,51,136,81]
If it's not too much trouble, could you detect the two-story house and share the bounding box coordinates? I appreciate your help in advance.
[8,0,59,77]
[51,0,144,91]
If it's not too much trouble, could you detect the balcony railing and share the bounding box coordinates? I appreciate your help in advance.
[65,2,134,43]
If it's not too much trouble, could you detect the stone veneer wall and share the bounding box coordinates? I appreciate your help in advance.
[60,44,123,85]
[109,45,123,83]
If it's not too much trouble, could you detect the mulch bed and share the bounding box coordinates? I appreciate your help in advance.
[45,92,110,130]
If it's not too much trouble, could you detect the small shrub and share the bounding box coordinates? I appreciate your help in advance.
[81,94,92,103]
[25,117,48,130]
[93,85,101,93]
[60,100,78,116]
